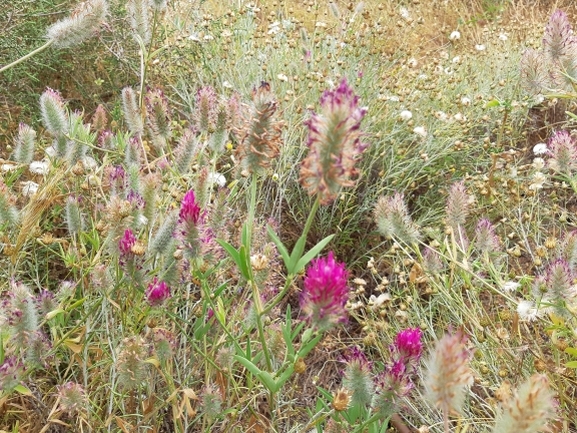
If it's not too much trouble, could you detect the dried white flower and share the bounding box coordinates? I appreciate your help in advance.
[517,300,539,321]
[501,281,520,292]
[21,181,39,197]
[29,160,50,175]
[413,126,427,137]
[533,143,549,155]
[400,110,413,121]
[475,44,486,51]
[449,31,461,40]
[460,97,471,106]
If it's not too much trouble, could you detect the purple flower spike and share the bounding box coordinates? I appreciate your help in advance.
[299,79,368,205]
[145,277,170,306]
[119,229,137,256]
[179,190,201,225]
[393,328,423,366]
[300,251,349,329]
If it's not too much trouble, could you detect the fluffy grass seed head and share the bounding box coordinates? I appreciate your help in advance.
[145,87,172,150]
[300,251,349,330]
[13,123,36,165]
[492,374,555,433]
[543,258,576,310]
[446,181,470,230]
[342,346,374,406]
[201,384,223,421]
[46,0,109,49]
[236,82,283,175]
[423,329,474,417]
[474,218,501,255]
[520,49,551,96]
[548,130,577,175]
[65,195,83,237]
[299,78,368,204]
[121,87,144,136]
[543,10,575,63]
[374,192,421,244]
[58,382,86,414]
[40,88,69,136]
[196,86,217,133]
[116,336,148,391]
[174,128,203,174]
[127,0,151,44]
[4,280,39,349]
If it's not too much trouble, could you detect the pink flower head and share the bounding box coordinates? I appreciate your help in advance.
[146,277,170,306]
[300,251,349,329]
[548,130,577,174]
[179,190,201,225]
[299,79,368,205]
[392,328,423,369]
[119,229,137,255]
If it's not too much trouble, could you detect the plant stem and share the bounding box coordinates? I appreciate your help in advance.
[0,39,54,74]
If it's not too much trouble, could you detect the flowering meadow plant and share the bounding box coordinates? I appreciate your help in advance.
[0,1,572,432]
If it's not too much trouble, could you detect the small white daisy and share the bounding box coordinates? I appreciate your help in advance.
[533,143,549,155]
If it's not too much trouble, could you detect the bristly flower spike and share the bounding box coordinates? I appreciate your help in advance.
[145,87,172,150]
[40,88,69,137]
[492,374,555,433]
[423,329,474,428]
[46,0,109,49]
[548,130,577,175]
[374,192,421,244]
[122,87,144,136]
[299,78,368,204]
[13,123,36,165]
[235,82,282,174]
[342,346,374,406]
[300,251,349,329]
[127,0,151,44]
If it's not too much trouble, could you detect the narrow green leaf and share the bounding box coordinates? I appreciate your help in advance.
[217,239,241,265]
[267,225,290,267]
[288,234,308,273]
[564,347,577,357]
[485,99,501,108]
[566,361,577,368]
[14,384,32,396]
[238,245,252,281]
[294,234,335,274]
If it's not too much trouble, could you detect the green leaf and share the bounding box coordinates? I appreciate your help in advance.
[217,239,241,265]
[238,245,252,281]
[288,234,308,273]
[564,347,577,357]
[14,384,32,396]
[267,225,290,268]
[294,234,335,274]
[485,99,501,108]
[565,361,577,368]
[234,355,278,392]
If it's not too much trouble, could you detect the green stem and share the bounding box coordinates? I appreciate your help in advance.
[302,196,321,243]
[300,408,334,433]
[350,412,389,433]
[0,39,54,74]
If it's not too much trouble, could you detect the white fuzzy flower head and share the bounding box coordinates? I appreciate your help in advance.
[21,181,39,197]
[498,33,508,41]
[502,281,520,292]
[277,73,288,82]
[449,31,461,41]
[29,160,50,175]
[532,157,545,170]
[208,172,226,188]
[475,44,486,51]
[533,143,549,155]
[529,171,547,190]
[413,126,427,137]
[460,97,471,106]
[400,110,413,121]
[517,300,539,321]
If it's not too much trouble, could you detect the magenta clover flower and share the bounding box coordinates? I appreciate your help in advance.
[119,229,137,256]
[300,251,349,329]
[179,190,201,225]
[145,277,170,306]
[392,327,423,372]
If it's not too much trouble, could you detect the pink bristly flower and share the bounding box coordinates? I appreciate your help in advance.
[548,130,577,175]
[372,360,414,417]
[342,346,374,406]
[179,190,201,225]
[392,327,423,372]
[145,277,170,306]
[423,329,474,420]
[299,78,368,205]
[119,228,137,256]
[300,251,349,329]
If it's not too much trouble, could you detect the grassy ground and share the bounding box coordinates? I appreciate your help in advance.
[1,0,577,432]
